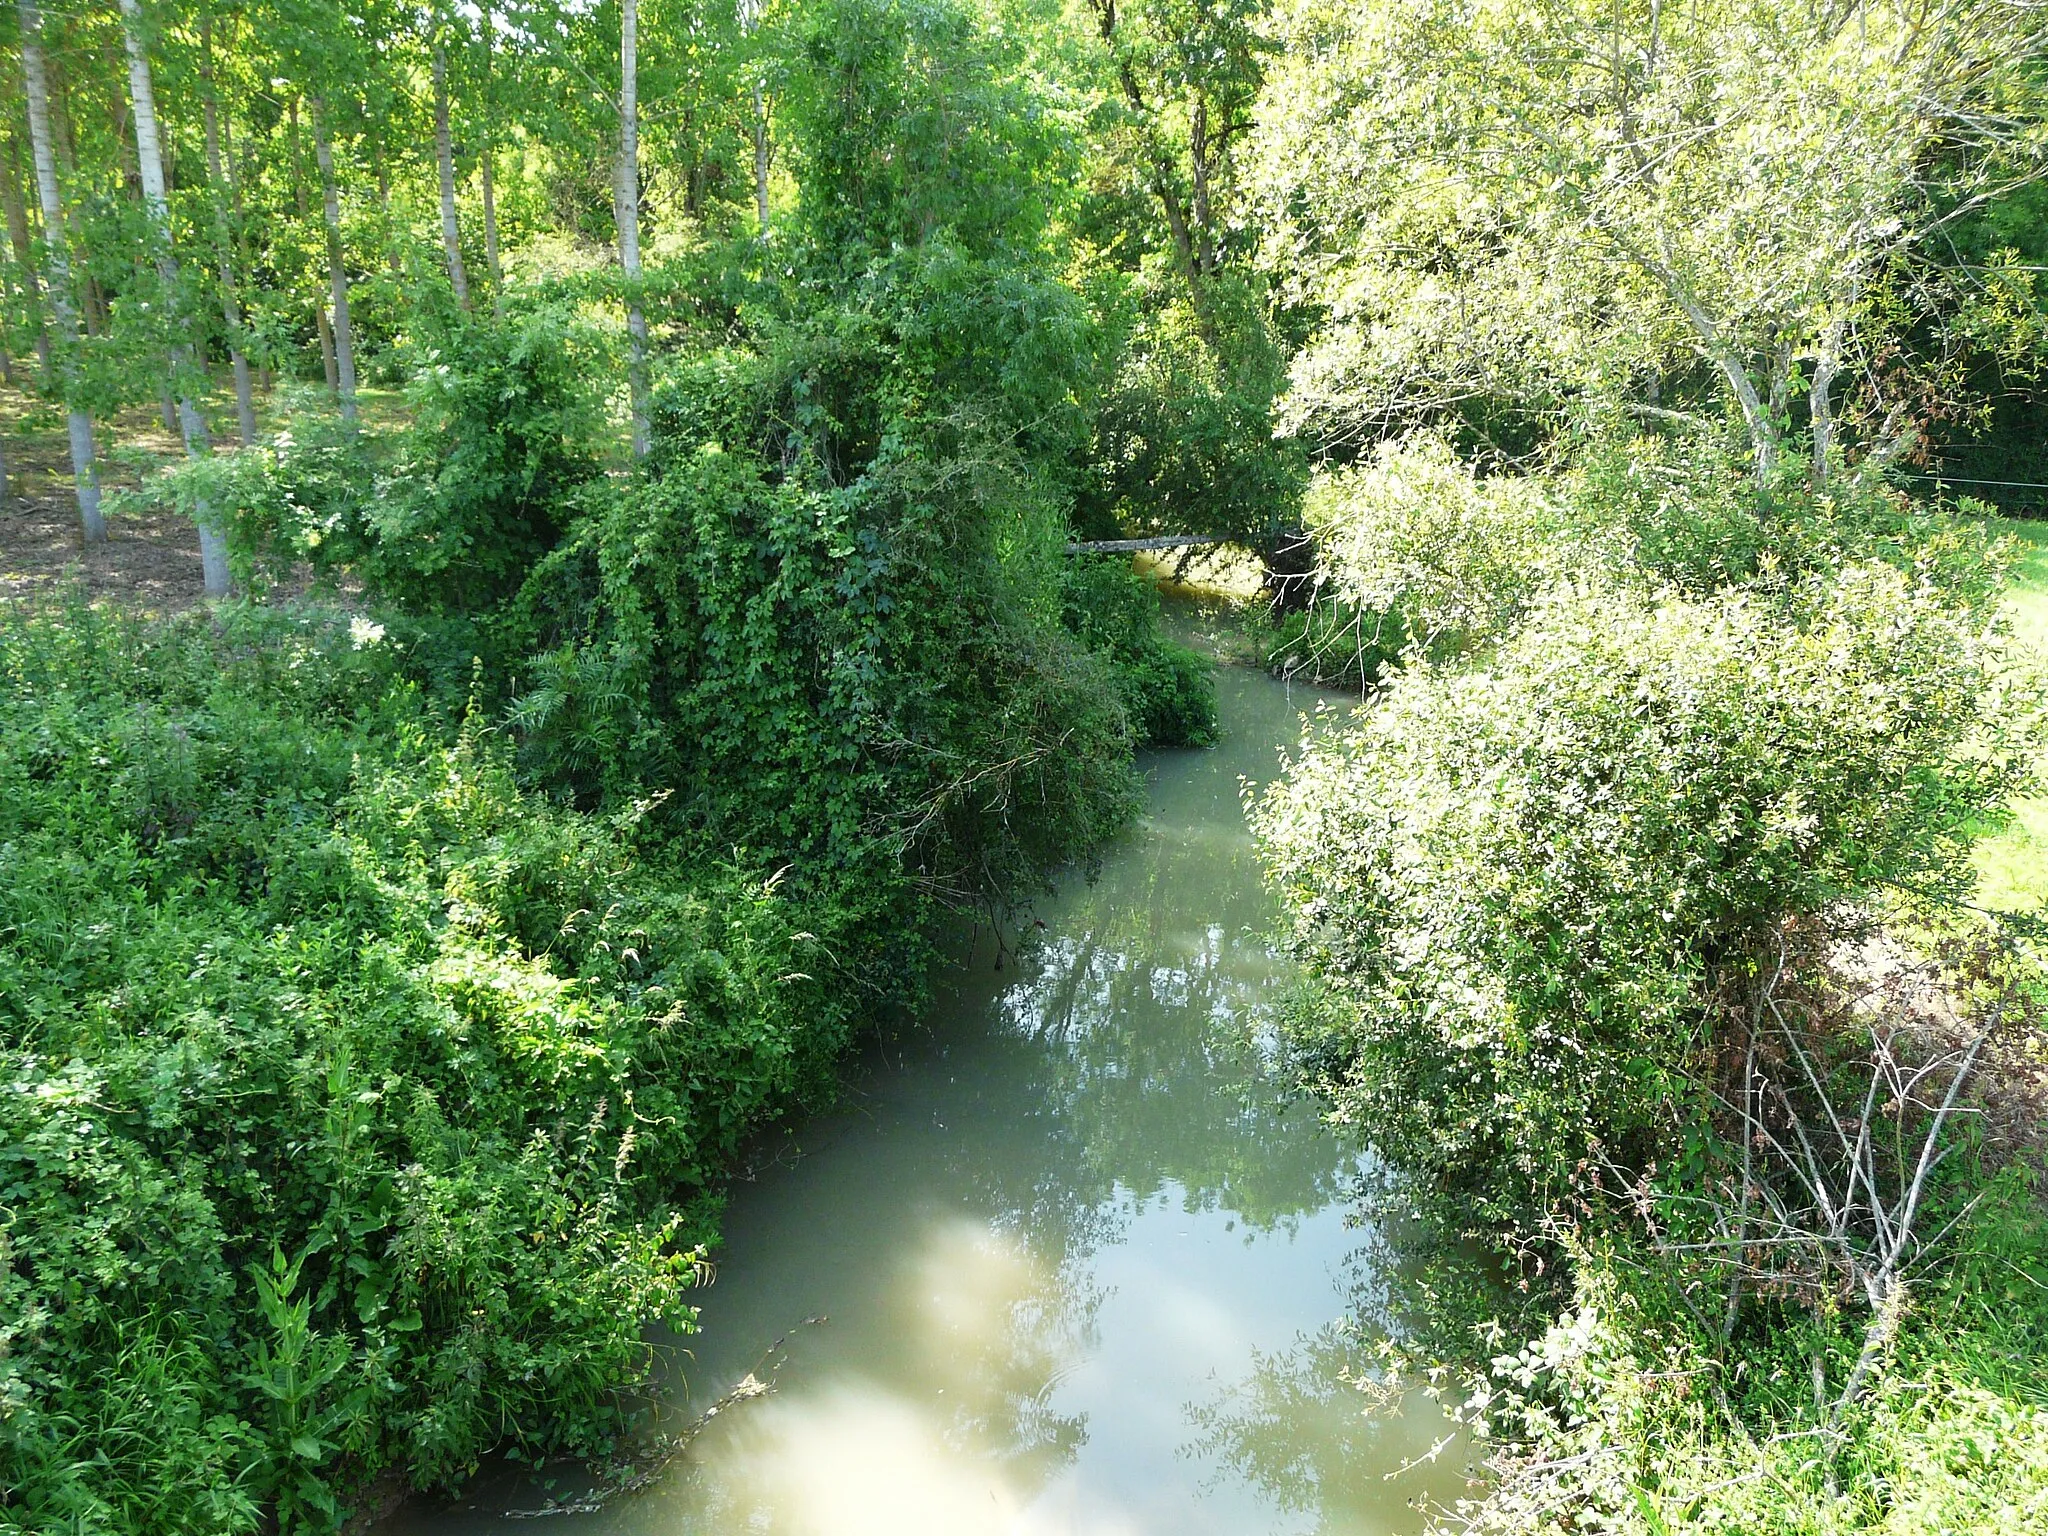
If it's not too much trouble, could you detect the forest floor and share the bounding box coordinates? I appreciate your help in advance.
[0,389,201,610]
[0,384,402,612]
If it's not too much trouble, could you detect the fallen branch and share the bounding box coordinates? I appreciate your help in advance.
[1064,535,1227,553]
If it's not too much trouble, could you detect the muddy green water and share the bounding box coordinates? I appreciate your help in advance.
[384,665,1465,1536]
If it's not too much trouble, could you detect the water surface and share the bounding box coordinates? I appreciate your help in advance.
[387,666,1464,1536]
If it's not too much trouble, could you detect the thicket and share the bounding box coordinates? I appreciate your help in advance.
[1255,439,2048,1529]
[0,601,844,1530]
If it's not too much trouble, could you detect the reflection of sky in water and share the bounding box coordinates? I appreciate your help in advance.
[379,669,1468,1536]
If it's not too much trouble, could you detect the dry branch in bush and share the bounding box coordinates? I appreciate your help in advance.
[1607,922,2016,1434]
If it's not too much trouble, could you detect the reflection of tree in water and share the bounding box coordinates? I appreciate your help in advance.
[953,796,1353,1264]
[1182,1234,1477,1535]
[898,686,1364,1501]
[914,1220,1104,1486]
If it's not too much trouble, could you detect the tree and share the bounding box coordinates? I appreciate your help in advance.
[616,0,649,457]
[433,34,470,311]
[309,93,358,434]
[200,12,258,446]
[739,0,768,232]
[1083,0,1270,339]
[1254,0,2048,477]
[119,0,230,595]
[15,0,101,543]
[478,6,503,313]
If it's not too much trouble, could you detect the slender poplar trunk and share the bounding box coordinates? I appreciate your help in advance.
[480,147,502,317]
[752,82,769,235]
[201,20,256,446]
[1,132,51,384]
[433,43,470,311]
[616,0,649,458]
[738,0,768,234]
[309,98,357,434]
[289,100,332,397]
[372,142,400,279]
[16,0,102,542]
[318,304,338,392]
[479,11,503,317]
[120,0,230,594]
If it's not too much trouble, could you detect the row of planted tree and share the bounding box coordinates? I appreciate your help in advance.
[17,0,693,594]
[6,0,1312,596]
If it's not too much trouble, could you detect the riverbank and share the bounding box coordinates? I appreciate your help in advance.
[377,662,1469,1535]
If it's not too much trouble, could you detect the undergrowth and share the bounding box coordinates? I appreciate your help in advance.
[0,600,868,1531]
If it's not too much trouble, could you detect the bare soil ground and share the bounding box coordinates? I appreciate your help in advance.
[0,391,207,612]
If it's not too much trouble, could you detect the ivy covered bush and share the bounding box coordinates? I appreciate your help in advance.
[0,602,861,1531]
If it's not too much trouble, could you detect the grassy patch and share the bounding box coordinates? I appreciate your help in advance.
[1973,517,2048,910]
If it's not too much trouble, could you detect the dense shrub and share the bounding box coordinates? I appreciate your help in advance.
[1254,566,2032,1221]
[1570,434,2014,612]
[507,233,1208,912]
[1300,433,1586,653]
[165,299,609,614]
[0,601,863,1531]
[1434,1168,2048,1535]
[1082,283,1308,556]
[1059,554,1218,749]
[1281,433,2012,689]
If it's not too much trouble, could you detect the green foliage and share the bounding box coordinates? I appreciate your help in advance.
[779,0,1076,264]
[1255,566,2034,1221]
[176,301,610,613]
[509,382,1144,914]
[0,599,866,1532]
[1431,1169,2048,1534]
[1082,282,1307,553]
[1569,435,2017,613]
[1301,432,1586,653]
[1058,556,1218,748]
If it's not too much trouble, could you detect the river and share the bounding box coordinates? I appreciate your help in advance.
[381,661,1467,1536]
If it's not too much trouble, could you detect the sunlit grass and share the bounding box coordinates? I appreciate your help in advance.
[1973,516,2048,910]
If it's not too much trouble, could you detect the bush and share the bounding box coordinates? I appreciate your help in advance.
[1082,282,1308,556]
[1432,1168,2048,1534]
[0,600,864,1531]
[508,240,1170,915]
[1301,432,1589,654]
[1059,554,1218,748]
[165,300,610,615]
[1253,566,2033,1221]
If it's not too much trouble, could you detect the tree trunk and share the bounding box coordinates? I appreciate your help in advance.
[16,0,103,543]
[318,304,338,391]
[291,99,333,396]
[371,135,401,278]
[1,131,51,384]
[751,82,770,235]
[616,0,650,457]
[433,43,470,311]
[120,0,229,595]
[480,146,502,316]
[737,0,769,234]
[309,97,358,435]
[480,4,503,316]
[201,19,256,446]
